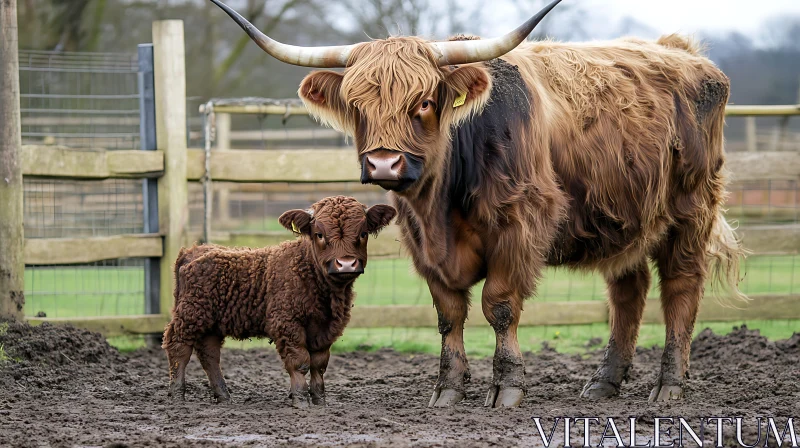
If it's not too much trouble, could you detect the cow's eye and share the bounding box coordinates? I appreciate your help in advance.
[360,231,368,239]
[315,233,324,241]
[420,100,434,111]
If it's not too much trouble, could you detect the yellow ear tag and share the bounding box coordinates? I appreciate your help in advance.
[291,221,300,235]
[453,92,467,108]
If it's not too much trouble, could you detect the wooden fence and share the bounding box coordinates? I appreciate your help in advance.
[4,21,800,336]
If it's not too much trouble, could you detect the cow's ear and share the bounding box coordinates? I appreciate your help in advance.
[365,205,397,235]
[278,209,314,236]
[298,71,353,135]
[441,65,492,127]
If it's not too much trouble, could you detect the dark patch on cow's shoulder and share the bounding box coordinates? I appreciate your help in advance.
[448,58,532,212]
[694,77,729,122]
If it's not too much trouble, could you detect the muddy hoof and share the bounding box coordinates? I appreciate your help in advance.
[291,392,311,408]
[168,385,185,401]
[580,381,619,399]
[311,395,326,406]
[428,388,465,408]
[648,384,683,402]
[484,386,524,408]
[214,391,231,403]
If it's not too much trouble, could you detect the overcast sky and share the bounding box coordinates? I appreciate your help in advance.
[586,0,800,35]
[472,0,800,44]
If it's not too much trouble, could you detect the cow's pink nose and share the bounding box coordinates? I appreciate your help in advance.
[366,155,402,180]
[335,258,358,273]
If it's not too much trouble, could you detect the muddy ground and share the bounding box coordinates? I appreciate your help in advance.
[0,321,798,448]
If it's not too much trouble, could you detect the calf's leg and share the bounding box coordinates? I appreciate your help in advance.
[582,262,650,398]
[164,341,192,401]
[482,277,525,408]
[277,335,312,408]
[309,348,330,405]
[427,278,470,408]
[196,333,230,403]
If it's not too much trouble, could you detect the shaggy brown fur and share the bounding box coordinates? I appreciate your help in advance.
[162,196,396,407]
[296,33,747,407]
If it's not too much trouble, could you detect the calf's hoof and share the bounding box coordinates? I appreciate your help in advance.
[291,392,311,408]
[648,383,683,402]
[311,394,326,406]
[580,381,619,399]
[428,388,465,408]
[167,385,185,401]
[484,386,524,408]
[214,390,231,404]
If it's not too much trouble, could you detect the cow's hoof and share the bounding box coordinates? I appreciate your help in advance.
[580,381,619,399]
[648,383,683,402]
[428,388,465,408]
[484,386,524,408]
[311,395,326,406]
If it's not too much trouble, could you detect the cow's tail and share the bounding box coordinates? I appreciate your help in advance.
[707,212,749,305]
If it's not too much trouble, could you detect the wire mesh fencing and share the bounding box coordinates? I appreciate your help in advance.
[19,50,141,150]
[19,50,153,318]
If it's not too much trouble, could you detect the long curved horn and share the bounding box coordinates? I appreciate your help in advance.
[430,0,563,66]
[209,0,355,68]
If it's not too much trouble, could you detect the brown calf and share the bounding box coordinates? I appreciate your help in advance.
[162,196,396,407]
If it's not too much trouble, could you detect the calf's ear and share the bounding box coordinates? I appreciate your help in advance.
[366,205,397,235]
[278,209,314,236]
[298,71,353,135]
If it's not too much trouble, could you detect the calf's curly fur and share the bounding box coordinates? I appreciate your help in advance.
[162,196,396,407]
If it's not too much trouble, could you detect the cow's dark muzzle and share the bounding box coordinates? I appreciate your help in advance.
[360,148,422,192]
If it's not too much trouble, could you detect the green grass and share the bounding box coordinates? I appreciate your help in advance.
[23,254,800,355]
[107,319,799,357]
[0,322,9,363]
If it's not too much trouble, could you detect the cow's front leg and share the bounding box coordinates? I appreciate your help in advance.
[427,278,470,408]
[482,277,525,408]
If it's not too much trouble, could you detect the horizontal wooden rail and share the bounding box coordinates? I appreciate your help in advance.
[22,145,164,179]
[24,234,162,265]
[348,301,610,328]
[189,128,343,142]
[23,294,798,337]
[207,103,800,118]
[186,148,358,182]
[194,222,792,258]
[642,294,800,324]
[200,226,403,259]
[725,104,800,116]
[184,149,798,184]
[726,151,800,181]
[201,103,309,116]
[26,315,169,336]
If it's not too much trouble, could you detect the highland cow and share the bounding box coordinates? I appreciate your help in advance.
[162,196,396,407]
[210,0,747,407]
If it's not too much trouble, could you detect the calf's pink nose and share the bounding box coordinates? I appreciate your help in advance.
[366,155,401,180]
[335,258,358,273]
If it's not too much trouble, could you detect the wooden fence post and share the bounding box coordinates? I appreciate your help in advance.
[215,113,231,226]
[153,20,188,317]
[0,0,25,320]
[745,116,757,152]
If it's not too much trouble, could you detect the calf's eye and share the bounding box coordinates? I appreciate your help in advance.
[360,231,368,239]
[315,233,324,241]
